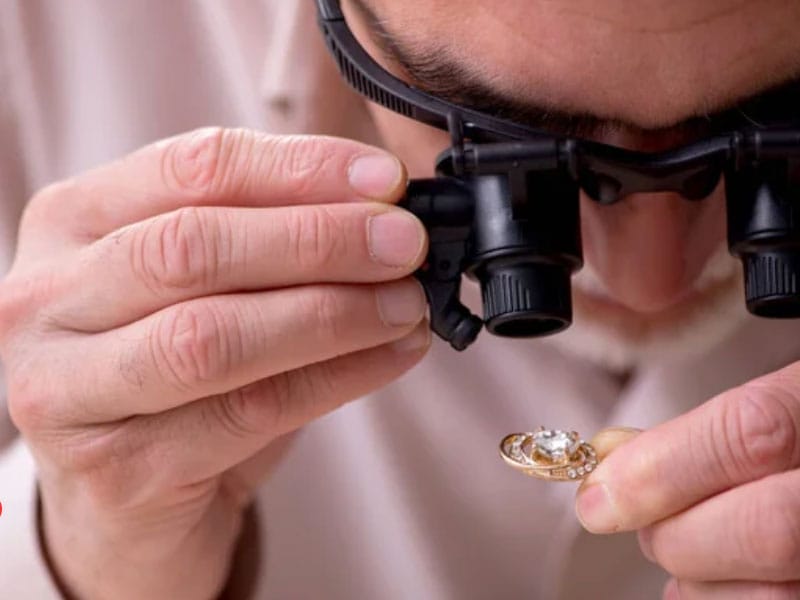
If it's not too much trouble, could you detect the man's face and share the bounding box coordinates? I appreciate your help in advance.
[341,0,800,361]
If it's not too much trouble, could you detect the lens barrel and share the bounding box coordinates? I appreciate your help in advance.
[466,171,582,337]
[727,159,800,318]
[479,260,572,336]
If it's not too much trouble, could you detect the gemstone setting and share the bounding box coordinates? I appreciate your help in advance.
[532,429,580,462]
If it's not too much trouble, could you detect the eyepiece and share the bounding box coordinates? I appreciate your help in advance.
[466,170,582,339]
[479,261,571,337]
[742,251,800,317]
[727,159,800,319]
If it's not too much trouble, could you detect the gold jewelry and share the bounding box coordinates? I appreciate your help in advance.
[500,427,597,481]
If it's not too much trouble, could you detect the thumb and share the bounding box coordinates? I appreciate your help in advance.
[574,426,641,529]
[587,426,643,462]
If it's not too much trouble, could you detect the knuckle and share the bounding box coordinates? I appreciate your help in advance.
[161,127,248,196]
[23,179,79,226]
[6,378,50,433]
[212,380,283,439]
[301,287,348,346]
[273,369,325,430]
[258,373,294,431]
[150,301,237,391]
[265,135,337,196]
[286,206,347,271]
[290,360,341,419]
[0,272,52,340]
[132,207,218,293]
[716,383,798,478]
[227,364,342,436]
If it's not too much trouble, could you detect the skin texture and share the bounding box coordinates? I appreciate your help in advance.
[3,2,800,599]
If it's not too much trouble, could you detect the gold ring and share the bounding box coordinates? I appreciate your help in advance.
[499,427,598,481]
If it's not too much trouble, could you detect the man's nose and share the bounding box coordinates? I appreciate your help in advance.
[578,183,728,313]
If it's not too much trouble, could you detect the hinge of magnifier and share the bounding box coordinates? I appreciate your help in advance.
[447,111,467,177]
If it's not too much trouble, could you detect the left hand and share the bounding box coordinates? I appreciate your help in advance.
[576,364,800,599]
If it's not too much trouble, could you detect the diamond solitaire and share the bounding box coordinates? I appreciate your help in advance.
[500,427,598,482]
[532,429,580,462]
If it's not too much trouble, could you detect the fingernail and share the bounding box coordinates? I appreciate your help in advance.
[575,483,621,533]
[367,211,425,267]
[663,578,680,600]
[348,153,403,198]
[638,527,656,563]
[376,280,426,327]
[606,426,644,435]
[392,322,431,353]
[590,426,642,460]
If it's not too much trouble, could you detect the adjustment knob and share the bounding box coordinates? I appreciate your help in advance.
[742,250,800,318]
[479,262,572,337]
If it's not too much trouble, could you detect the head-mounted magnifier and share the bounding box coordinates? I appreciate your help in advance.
[316,0,800,351]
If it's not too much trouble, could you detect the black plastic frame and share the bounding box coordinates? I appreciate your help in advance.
[316,0,800,352]
[315,0,800,202]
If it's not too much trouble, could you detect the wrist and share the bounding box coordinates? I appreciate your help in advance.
[38,480,243,600]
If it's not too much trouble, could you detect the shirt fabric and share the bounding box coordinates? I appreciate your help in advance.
[0,2,799,599]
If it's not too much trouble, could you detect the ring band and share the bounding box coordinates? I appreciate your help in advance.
[500,428,598,481]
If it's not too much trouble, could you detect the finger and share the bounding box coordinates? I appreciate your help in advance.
[51,202,426,331]
[589,427,642,460]
[640,469,800,582]
[665,578,800,599]
[11,279,427,426]
[575,370,800,533]
[20,128,406,252]
[574,426,640,520]
[59,322,431,507]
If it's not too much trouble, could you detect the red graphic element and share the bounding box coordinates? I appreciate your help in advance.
[0,501,3,516]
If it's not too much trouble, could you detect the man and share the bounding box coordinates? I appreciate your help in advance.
[1,0,799,598]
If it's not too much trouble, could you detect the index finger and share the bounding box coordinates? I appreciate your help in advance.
[22,128,406,247]
[575,367,800,533]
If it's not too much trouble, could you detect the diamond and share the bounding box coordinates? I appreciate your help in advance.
[577,466,585,476]
[532,429,580,461]
[567,468,577,479]
[584,462,594,473]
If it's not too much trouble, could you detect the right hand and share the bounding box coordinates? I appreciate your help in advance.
[0,128,430,599]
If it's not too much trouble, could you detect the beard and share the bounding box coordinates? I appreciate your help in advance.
[546,243,747,370]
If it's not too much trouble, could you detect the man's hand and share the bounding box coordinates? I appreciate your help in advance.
[575,367,800,599]
[0,128,431,600]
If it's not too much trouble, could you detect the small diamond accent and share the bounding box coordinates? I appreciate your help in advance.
[577,466,585,476]
[567,468,577,479]
[584,462,594,473]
